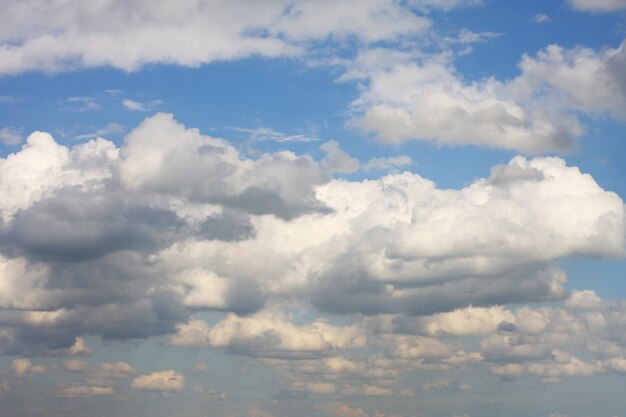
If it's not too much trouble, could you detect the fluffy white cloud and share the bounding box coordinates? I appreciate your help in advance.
[131,370,185,392]
[170,309,365,358]
[350,40,626,152]
[0,0,436,76]
[0,114,623,359]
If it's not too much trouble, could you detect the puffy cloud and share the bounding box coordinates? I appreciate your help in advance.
[118,113,328,220]
[170,309,366,358]
[10,358,47,377]
[0,0,435,76]
[0,114,623,359]
[569,0,626,12]
[131,370,185,392]
[350,40,626,152]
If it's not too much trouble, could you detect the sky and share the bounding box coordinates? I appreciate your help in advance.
[0,1,626,416]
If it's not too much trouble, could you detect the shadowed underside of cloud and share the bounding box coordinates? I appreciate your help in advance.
[0,113,623,359]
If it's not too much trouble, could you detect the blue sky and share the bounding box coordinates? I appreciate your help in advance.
[1,1,626,417]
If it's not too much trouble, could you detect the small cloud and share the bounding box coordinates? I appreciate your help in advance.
[320,140,360,173]
[0,95,20,104]
[131,370,185,392]
[64,359,88,373]
[533,13,551,23]
[0,127,22,145]
[11,359,47,378]
[457,28,500,44]
[55,384,114,397]
[63,96,101,112]
[234,126,318,143]
[123,98,162,112]
[75,122,126,140]
[362,155,413,172]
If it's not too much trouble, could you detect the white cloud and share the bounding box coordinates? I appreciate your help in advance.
[170,309,365,357]
[122,98,161,112]
[350,40,626,153]
[131,370,185,392]
[0,0,436,76]
[0,114,623,362]
[0,127,22,145]
[234,127,319,143]
[569,0,626,12]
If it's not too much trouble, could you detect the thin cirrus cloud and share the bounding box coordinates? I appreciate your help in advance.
[0,113,622,358]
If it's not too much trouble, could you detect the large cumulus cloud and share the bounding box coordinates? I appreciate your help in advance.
[0,113,623,357]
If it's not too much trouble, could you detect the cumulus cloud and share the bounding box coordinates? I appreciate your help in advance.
[170,309,365,358]
[350,40,626,152]
[0,114,623,360]
[131,370,185,392]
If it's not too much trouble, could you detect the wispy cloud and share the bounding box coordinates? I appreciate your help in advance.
[122,98,162,112]
[0,127,22,145]
[233,126,319,143]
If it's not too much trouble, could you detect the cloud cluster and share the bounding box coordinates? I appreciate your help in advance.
[350,40,626,153]
[0,113,622,358]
